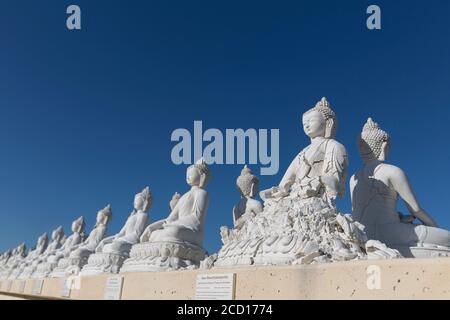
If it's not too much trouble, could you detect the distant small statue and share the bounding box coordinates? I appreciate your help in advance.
[233,165,263,227]
[51,205,112,277]
[34,217,85,278]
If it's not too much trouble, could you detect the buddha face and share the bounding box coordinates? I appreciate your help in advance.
[186,166,201,187]
[302,110,326,138]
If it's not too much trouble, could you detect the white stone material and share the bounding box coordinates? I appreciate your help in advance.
[80,187,151,275]
[351,118,450,258]
[213,98,401,268]
[121,158,211,272]
[9,234,48,280]
[33,217,86,278]
[20,227,64,279]
[0,244,26,280]
[50,205,112,277]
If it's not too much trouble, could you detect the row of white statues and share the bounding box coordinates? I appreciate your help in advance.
[1,97,450,280]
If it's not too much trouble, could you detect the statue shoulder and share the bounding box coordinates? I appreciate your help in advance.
[378,163,407,180]
[327,139,347,154]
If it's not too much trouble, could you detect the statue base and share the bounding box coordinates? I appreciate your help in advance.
[31,261,58,279]
[3,258,450,299]
[80,252,129,276]
[17,266,36,280]
[215,196,401,268]
[408,246,450,258]
[121,241,207,273]
[50,255,89,278]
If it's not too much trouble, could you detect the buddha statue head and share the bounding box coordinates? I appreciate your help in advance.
[96,204,113,226]
[134,186,152,212]
[51,226,64,242]
[169,192,181,210]
[236,165,259,198]
[187,158,211,188]
[37,233,48,249]
[17,243,26,256]
[359,117,390,163]
[71,216,85,234]
[302,97,338,139]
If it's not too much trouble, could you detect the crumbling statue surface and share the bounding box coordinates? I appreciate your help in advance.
[80,187,151,275]
[351,118,450,258]
[213,98,400,268]
[121,159,211,272]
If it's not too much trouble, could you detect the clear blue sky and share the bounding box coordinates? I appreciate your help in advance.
[1,0,449,254]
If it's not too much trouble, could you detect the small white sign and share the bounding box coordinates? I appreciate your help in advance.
[61,279,72,298]
[104,276,124,300]
[195,273,236,300]
[18,280,26,293]
[32,279,43,295]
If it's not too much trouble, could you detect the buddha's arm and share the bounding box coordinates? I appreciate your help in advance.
[192,191,209,222]
[323,142,348,197]
[277,156,300,193]
[390,167,438,227]
[166,204,180,223]
[134,213,149,239]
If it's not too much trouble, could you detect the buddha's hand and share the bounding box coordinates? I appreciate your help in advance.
[139,227,151,243]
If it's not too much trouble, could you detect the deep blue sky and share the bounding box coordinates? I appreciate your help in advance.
[1,1,449,254]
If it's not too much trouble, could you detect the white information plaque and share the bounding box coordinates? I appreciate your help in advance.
[103,276,124,300]
[32,279,43,295]
[60,279,71,298]
[195,273,236,300]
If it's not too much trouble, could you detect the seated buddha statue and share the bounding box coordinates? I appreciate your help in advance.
[260,97,348,203]
[50,206,111,277]
[140,159,210,248]
[0,244,26,279]
[351,118,450,258]
[48,217,85,264]
[69,205,112,260]
[12,234,47,279]
[96,187,150,254]
[35,217,85,277]
[80,188,151,275]
[233,166,263,227]
[26,226,64,278]
[122,159,211,272]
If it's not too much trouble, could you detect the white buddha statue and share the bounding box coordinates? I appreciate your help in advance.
[24,226,64,279]
[260,97,348,203]
[34,217,85,278]
[0,244,26,280]
[121,159,211,272]
[80,187,151,275]
[51,205,112,277]
[97,187,150,254]
[11,235,47,280]
[214,98,399,268]
[220,166,263,245]
[351,118,450,258]
[233,166,263,226]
